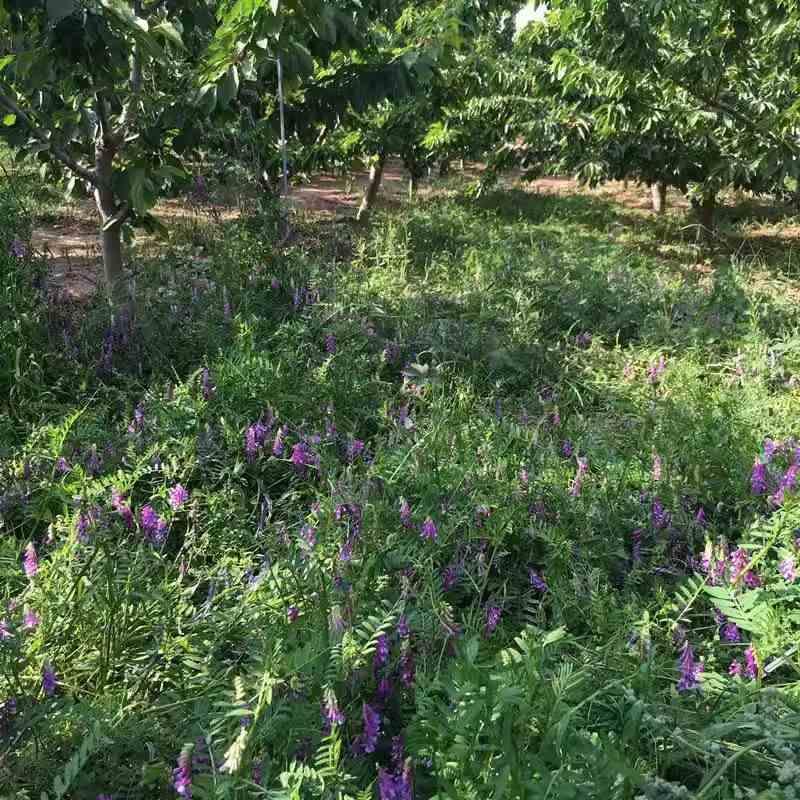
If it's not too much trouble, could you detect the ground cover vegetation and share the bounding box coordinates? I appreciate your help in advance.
[1,1,800,799]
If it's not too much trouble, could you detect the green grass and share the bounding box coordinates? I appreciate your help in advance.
[0,177,799,799]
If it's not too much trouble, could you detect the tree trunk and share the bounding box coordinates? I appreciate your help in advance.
[697,192,715,240]
[439,159,451,177]
[356,154,386,222]
[408,175,418,200]
[93,144,128,309]
[651,181,667,214]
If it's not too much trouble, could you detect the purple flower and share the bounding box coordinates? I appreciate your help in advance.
[384,343,400,364]
[744,646,759,679]
[300,524,317,550]
[391,735,404,768]
[378,760,413,800]
[750,460,768,495]
[0,619,12,641]
[441,563,460,591]
[569,457,588,497]
[652,453,662,482]
[396,616,410,639]
[374,633,390,669]
[631,529,643,564]
[23,542,38,578]
[647,355,666,385]
[55,457,70,474]
[722,623,741,643]
[399,498,413,528]
[9,237,27,258]
[324,333,337,354]
[400,650,415,687]
[484,604,502,637]
[651,498,671,530]
[763,438,778,462]
[111,489,134,529]
[377,677,393,704]
[353,703,381,754]
[729,660,743,677]
[561,439,574,458]
[623,361,635,380]
[779,556,797,582]
[729,547,748,576]
[127,403,145,436]
[323,692,345,728]
[85,445,102,476]
[23,609,40,630]
[770,464,799,506]
[272,425,286,457]
[173,749,192,798]
[42,663,57,696]
[744,570,762,589]
[346,439,365,463]
[575,331,592,348]
[169,484,189,510]
[291,441,318,475]
[75,512,92,544]
[529,569,548,593]
[475,505,491,527]
[200,368,215,401]
[140,505,167,545]
[676,643,703,692]
[245,421,268,462]
[420,517,438,541]
[694,506,707,527]
[338,537,355,562]
[287,606,299,622]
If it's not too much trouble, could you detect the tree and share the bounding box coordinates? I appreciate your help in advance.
[0,0,222,308]
[491,0,800,234]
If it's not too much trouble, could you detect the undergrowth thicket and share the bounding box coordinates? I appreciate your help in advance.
[1,180,799,799]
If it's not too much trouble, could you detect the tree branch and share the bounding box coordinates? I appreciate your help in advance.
[0,87,98,186]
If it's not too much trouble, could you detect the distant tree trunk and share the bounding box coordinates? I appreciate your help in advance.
[357,154,386,222]
[697,192,715,239]
[409,175,418,200]
[651,181,667,214]
[93,143,128,310]
[439,159,451,177]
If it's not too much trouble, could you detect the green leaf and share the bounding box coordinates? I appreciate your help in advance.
[125,165,150,214]
[542,627,567,647]
[217,66,240,106]
[151,20,185,49]
[2,113,15,126]
[100,0,148,32]
[0,54,14,71]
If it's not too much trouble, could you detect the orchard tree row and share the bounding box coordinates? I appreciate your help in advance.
[3,0,800,306]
